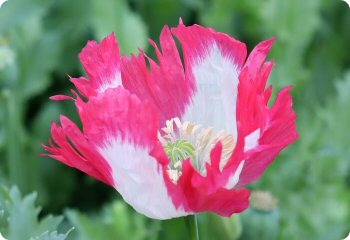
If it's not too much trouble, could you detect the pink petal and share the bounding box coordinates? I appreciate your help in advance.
[244,38,276,79]
[121,25,192,126]
[74,87,190,219]
[172,23,247,140]
[165,142,250,216]
[43,116,114,186]
[49,95,75,101]
[232,61,298,187]
[206,40,298,188]
[73,33,122,97]
[44,23,299,219]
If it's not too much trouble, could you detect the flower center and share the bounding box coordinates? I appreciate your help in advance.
[164,139,196,169]
[158,118,236,183]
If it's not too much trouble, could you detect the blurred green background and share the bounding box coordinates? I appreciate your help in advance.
[0,0,349,239]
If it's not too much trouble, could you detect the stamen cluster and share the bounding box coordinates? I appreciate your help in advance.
[158,118,236,182]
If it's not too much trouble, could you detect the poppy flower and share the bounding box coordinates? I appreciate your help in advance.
[44,22,298,219]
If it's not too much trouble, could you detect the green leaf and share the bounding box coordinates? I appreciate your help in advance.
[44,0,91,74]
[29,228,74,240]
[260,0,321,90]
[254,71,350,239]
[200,0,243,35]
[19,31,61,100]
[1,2,62,100]
[206,213,242,240]
[91,0,148,55]
[0,186,70,240]
[132,0,192,40]
[0,0,51,33]
[66,200,161,240]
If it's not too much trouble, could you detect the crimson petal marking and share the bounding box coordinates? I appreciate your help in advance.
[121,25,192,126]
[72,33,121,98]
[172,23,247,139]
[76,88,189,219]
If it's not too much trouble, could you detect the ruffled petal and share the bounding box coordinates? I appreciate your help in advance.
[244,38,276,79]
[166,142,250,216]
[121,25,192,126]
[222,40,298,186]
[72,33,122,98]
[75,88,190,219]
[171,23,247,139]
[45,87,191,219]
[236,87,298,187]
[43,116,114,186]
[45,23,298,219]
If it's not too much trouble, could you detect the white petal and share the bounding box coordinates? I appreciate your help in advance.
[183,43,240,141]
[98,137,189,219]
[225,160,245,189]
[0,0,8,8]
[244,129,261,152]
[98,72,122,93]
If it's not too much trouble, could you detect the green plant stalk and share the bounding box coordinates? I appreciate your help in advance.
[6,91,24,189]
[185,214,199,240]
[4,90,35,193]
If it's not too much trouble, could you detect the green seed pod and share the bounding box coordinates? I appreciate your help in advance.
[204,213,242,240]
[239,191,280,240]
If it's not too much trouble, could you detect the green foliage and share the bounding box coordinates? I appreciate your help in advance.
[131,0,194,40]
[254,72,350,239]
[0,186,71,240]
[66,201,161,240]
[239,191,280,240]
[199,213,242,240]
[0,0,52,33]
[0,0,350,239]
[91,0,148,55]
[29,230,73,240]
[240,208,279,240]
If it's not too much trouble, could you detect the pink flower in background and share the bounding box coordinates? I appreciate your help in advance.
[43,22,298,219]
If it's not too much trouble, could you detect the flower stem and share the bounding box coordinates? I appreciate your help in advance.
[185,214,199,240]
[2,89,36,193]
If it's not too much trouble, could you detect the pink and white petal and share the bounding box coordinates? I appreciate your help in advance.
[176,151,250,216]
[99,140,190,219]
[74,33,122,97]
[171,23,247,139]
[121,25,192,126]
[43,116,114,186]
[221,38,297,186]
[76,88,189,219]
[235,66,270,141]
[163,142,250,216]
[236,87,298,187]
[217,64,270,177]
[235,146,285,188]
[75,87,159,147]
